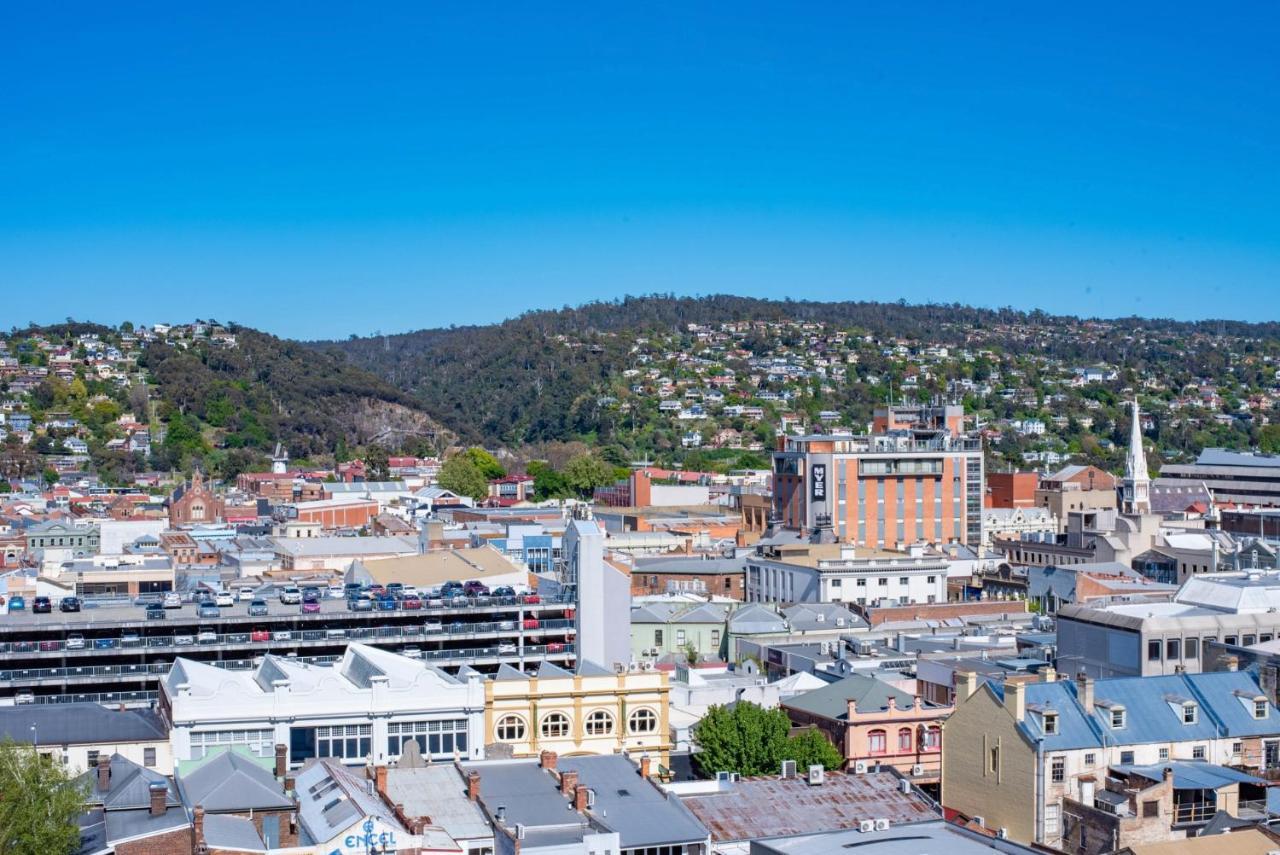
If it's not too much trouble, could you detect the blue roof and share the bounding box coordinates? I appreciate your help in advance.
[1002,670,1280,751]
[1112,761,1262,790]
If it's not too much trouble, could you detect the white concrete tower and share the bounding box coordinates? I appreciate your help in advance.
[1122,398,1151,515]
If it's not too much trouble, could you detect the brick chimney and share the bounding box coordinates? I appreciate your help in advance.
[560,770,579,799]
[639,755,651,779]
[539,750,557,771]
[1004,679,1026,722]
[274,743,288,778]
[283,775,295,795]
[149,782,168,817]
[1225,656,1240,672]
[193,806,206,848]
[574,785,590,812]
[467,770,481,802]
[97,754,112,792]
[1076,671,1094,714]
[374,765,388,795]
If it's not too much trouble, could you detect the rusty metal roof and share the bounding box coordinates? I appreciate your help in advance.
[678,771,937,842]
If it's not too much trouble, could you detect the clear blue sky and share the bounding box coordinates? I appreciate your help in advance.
[3,3,1278,338]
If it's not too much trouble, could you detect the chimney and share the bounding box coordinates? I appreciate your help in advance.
[283,775,295,795]
[1004,679,1027,722]
[149,782,168,817]
[955,671,978,703]
[193,805,206,847]
[639,755,651,779]
[97,754,112,792]
[575,785,590,812]
[1076,671,1094,714]
[560,770,579,799]
[1041,665,1057,684]
[467,770,481,802]
[274,743,288,778]
[1225,656,1239,672]
[539,750,558,771]
[374,766,388,795]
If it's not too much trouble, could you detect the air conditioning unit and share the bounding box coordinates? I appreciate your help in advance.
[781,760,797,778]
[996,828,1009,840]
[853,760,868,774]
[715,771,739,783]
[874,819,890,831]
[859,820,875,833]
[911,764,925,777]
[807,764,824,785]
[898,779,911,794]
[585,789,596,808]
[972,816,985,828]
[515,824,526,840]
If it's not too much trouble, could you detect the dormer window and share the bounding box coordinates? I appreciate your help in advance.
[1255,699,1269,720]
[1110,708,1126,730]
[1043,712,1059,735]
[1182,703,1198,725]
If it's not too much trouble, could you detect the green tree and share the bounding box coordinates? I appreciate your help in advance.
[0,737,88,855]
[691,702,792,777]
[42,467,59,488]
[438,453,489,501]
[562,451,614,497]
[782,727,844,771]
[1260,424,1280,455]
[462,447,505,479]
[527,460,570,499]
[364,445,390,481]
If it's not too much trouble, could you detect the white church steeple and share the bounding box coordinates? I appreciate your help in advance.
[1122,398,1150,515]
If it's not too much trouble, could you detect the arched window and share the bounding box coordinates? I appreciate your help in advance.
[923,726,941,752]
[585,710,614,736]
[898,727,913,753]
[496,715,526,742]
[628,708,658,734]
[541,713,571,738]
[868,729,887,755]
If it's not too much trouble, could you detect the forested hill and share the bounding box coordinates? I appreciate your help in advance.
[144,329,449,462]
[313,294,1280,450]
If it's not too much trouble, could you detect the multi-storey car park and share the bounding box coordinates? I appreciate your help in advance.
[0,593,577,707]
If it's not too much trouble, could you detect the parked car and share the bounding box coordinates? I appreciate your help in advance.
[250,628,270,642]
[400,646,422,659]
[400,585,419,598]
[7,596,25,612]
[498,620,516,631]
[386,582,404,597]
[327,584,345,599]
[198,604,220,619]
[348,596,374,612]
[497,642,517,654]
[325,628,347,639]
[449,595,469,608]
[32,596,52,614]
[247,599,270,616]
[521,593,542,605]
[163,593,182,609]
[174,633,195,646]
[375,595,397,611]
[301,599,321,614]
[463,580,490,596]
[546,642,565,653]
[302,588,321,602]
[66,634,86,650]
[94,637,117,649]
[145,604,166,620]
[215,592,235,608]
[279,586,302,605]
[122,631,141,645]
[493,586,516,598]
[59,596,81,613]
[272,630,292,641]
[423,620,443,633]
[344,582,363,597]
[522,619,540,630]
[197,629,217,644]
[38,640,61,651]
[401,594,422,610]
[440,581,464,596]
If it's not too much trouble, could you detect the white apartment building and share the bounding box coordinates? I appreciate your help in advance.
[745,541,949,606]
[161,643,485,769]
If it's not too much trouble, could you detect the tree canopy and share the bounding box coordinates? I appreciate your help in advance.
[691,702,842,778]
[437,453,489,501]
[0,738,88,855]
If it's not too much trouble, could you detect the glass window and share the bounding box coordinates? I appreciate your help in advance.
[1159,747,1169,761]
[628,708,658,734]
[1182,704,1197,725]
[1043,713,1058,735]
[1256,700,1269,720]
[923,727,941,752]
[496,716,526,742]
[1120,750,1134,764]
[654,629,664,646]
[1245,635,1258,646]
[387,719,469,759]
[1083,753,1095,766]
[585,710,614,736]
[868,729,887,755]
[1186,638,1199,660]
[989,745,1000,774]
[540,713,571,739]
[1111,708,1126,729]
[1192,745,1206,760]
[1225,635,1238,646]
[1166,639,1181,661]
[314,724,372,762]
[1147,640,1161,661]
[1051,756,1065,783]
[143,747,156,767]
[898,728,912,752]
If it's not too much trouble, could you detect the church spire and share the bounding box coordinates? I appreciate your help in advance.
[1122,398,1150,514]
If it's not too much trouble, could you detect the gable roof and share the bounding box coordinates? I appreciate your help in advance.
[0,704,166,747]
[783,674,919,721]
[178,748,293,812]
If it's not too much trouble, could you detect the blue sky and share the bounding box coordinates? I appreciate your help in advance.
[3,4,1278,338]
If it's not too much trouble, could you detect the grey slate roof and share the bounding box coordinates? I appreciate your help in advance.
[0,704,166,746]
[458,759,581,829]
[178,748,293,812]
[80,754,181,812]
[558,754,709,848]
[782,674,919,720]
[728,603,787,634]
[203,814,266,852]
[384,764,492,841]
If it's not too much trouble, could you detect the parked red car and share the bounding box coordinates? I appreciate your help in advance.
[521,594,541,605]
[546,642,565,653]
[522,618,540,630]
[401,595,422,610]
[250,628,270,642]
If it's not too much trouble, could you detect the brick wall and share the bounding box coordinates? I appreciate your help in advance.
[114,827,193,855]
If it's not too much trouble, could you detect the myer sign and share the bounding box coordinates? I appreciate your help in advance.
[337,817,399,855]
[810,463,827,502]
